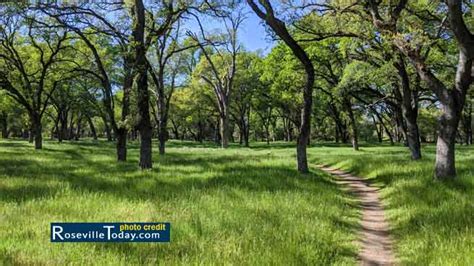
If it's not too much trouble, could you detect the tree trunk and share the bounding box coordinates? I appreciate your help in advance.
[214,118,221,145]
[244,130,249,147]
[0,111,7,139]
[414,53,471,179]
[394,106,407,144]
[87,116,98,140]
[435,101,462,178]
[158,117,167,155]
[345,99,359,151]
[59,111,67,142]
[68,113,75,140]
[32,115,42,149]
[387,129,394,145]
[136,78,153,169]
[102,116,113,141]
[156,77,168,155]
[395,56,422,159]
[377,113,394,145]
[296,68,314,173]
[75,115,82,141]
[373,116,383,143]
[197,120,204,143]
[116,128,127,161]
[244,110,250,147]
[247,0,314,173]
[239,126,244,145]
[431,0,474,178]
[50,123,56,140]
[462,100,472,145]
[432,53,471,179]
[265,123,270,145]
[117,57,133,160]
[28,123,34,143]
[377,126,383,143]
[133,0,152,169]
[171,119,180,140]
[405,111,422,159]
[220,113,229,148]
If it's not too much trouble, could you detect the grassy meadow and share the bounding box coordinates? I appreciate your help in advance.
[0,139,359,265]
[0,139,473,265]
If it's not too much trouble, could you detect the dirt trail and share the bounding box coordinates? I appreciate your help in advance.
[318,165,397,266]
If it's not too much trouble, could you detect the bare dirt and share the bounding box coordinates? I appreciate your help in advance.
[318,165,397,266]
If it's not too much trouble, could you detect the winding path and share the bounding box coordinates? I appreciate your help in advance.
[317,165,397,266]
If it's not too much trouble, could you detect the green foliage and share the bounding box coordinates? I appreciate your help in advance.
[258,43,303,113]
[337,60,392,93]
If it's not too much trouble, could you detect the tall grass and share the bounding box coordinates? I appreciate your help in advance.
[0,139,358,265]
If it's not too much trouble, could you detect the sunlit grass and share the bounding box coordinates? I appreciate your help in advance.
[311,143,474,265]
[0,139,358,265]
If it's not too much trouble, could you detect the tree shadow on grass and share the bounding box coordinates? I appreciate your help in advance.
[0,140,33,149]
[0,183,59,203]
[0,141,363,264]
[84,166,359,265]
[61,163,335,202]
[0,146,337,201]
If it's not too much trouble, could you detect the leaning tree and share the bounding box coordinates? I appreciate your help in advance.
[247,0,315,173]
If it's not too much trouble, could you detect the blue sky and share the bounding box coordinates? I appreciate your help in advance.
[183,7,275,54]
[238,11,275,53]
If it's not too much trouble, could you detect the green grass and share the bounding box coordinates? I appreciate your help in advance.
[0,139,359,265]
[312,143,474,265]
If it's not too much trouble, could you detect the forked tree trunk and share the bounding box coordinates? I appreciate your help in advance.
[417,47,471,180]
[395,56,422,159]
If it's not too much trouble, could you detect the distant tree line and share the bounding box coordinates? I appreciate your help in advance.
[0,0,472,179]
